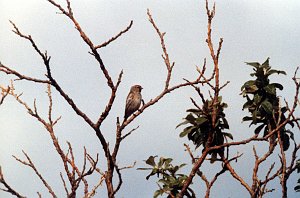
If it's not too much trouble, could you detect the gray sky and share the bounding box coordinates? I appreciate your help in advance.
[1,0,300,197]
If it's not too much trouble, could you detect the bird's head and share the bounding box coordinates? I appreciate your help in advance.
[131,85,143,92]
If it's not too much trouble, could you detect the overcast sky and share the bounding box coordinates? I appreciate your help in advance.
[1,0,300,197]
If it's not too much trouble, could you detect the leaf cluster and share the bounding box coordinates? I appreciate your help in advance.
[177,96,231,160]
[241,58,293,151]
[138,156,189,197]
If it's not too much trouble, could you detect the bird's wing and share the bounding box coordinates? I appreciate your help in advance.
[125,93,135,110]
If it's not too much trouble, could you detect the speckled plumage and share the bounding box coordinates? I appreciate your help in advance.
[124,85,143,119]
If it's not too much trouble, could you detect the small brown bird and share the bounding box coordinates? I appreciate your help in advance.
[124,85,143,120]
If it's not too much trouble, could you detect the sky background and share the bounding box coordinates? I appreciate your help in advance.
[1,0,300,197]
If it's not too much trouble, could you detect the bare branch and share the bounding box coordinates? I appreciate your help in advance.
[37,192,42,198]
[95,21,133,49]
[0,85,10,105]
[121,126,140,140]
[147,9,174,90]
[0,167,26,198]
[60,172,69,196]
[6,21,95,130]
[112,165,122,196]
[0,63,50,84]
[13,151,57,198]
[9,21,50,62]
[95,69,124,128]
[223,157,253,195]
[86,174,105,198]
[260,162,276,196]
[251,143,276,195]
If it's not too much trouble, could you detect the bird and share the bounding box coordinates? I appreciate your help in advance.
[124,85,143,120]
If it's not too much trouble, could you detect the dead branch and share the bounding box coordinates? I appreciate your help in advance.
[5,82,99,197]
[95,21,133,49]
[60,172,69,196]
[47,1,126,132]
[13,151,57,198]
[37,192,42,198]
[86,174,105,198]
[121,126,140,140]
[260,163,276,196]
[6,13,114,195]
[0,85,10,105]
[8,20,95,129]
[251,143,276,195]
[0,166,26,198]
[147,9,174,90]
[223,156,253,195]
[0,63,49,84]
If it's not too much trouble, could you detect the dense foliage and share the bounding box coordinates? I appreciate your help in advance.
[241,58,294,151]
[177,96,230,162]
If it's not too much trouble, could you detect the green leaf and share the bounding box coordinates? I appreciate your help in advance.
[252,110,258,124]
[242,116,253,122]
[282,133,290,151]
[242,100,253,110]
[294,185,300,192]
[296,159,300,172]
[145,156,157,166]
[154,189,164,198]
[195,117,208,125]
[146,169,157,180]
[185,113,195,123]
[158,157,172,167]
[267,69,287,76]
[158,178,169,185]
[178,163,186,169]
[222,117,230,129]
[186,108,201,113]
[281,107,287,113]
[241,80,256,91]
[163,158,173,167]
[264,84,276,95]
[246,62,260,68]
[179,126,195,137]
[261,100,273,114]
[288,120,295,128]
[262,58,270,67]
[217,96,223,103]
[270,83,284,90]
[222,132,233,140]
[286,130,294,141]
[176,120,190,128]
[254,124,265,134]
[253,94,262,105]
[137,167,153,170]
[246,85,259,93]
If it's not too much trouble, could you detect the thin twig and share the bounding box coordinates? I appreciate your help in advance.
[0,167,26,198]
[95,21,133,49]
[13,151,57,198]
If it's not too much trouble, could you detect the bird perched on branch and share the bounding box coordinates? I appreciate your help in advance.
[124,85,143,120]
